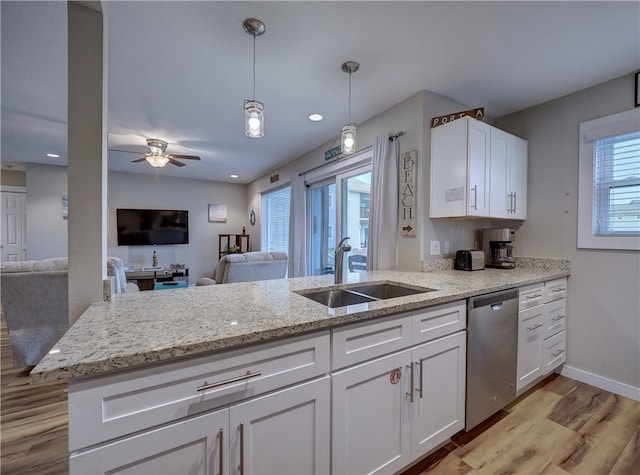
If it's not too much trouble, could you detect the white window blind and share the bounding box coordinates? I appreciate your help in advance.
[261,186,291,253]
[594,131,640,236]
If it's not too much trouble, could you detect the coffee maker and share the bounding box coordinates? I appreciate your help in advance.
[482,228,516,269]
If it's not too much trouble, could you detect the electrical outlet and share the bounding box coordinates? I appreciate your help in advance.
[444,241,450,255]
[430,240,440,255]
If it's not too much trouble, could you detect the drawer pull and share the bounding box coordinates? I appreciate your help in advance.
[218,429,224,475]
[551,288,566,293]
[526,294,543,300]
[196,370,262,392]
[406,363,415,403]
[552,349,565,358]
[552,315,566,322]
[527,323,543,331]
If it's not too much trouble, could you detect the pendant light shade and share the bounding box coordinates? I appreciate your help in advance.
[146,155,170,168]
[245,100,264,138]
[243,18,266,138]
[341,123,357,154]
[341,61,359,155]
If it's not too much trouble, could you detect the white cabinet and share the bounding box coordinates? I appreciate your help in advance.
[229,377,330,475]
[68,332,331,475]
[430,116,527,219]
[489,128,528,219]
[70,409,226,474]
[517,278,568,393]
[430,117,490,217]
[331,302,466,475]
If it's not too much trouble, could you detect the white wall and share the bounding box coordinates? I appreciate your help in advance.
[22,165,247,283]
[247,90,501,270]
[495,73,640,391]
[25,163,68,259]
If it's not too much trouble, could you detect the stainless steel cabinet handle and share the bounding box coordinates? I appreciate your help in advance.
[513,192,517,214]
[406,363,414,403]
[526,294,543,300]
[218,429,224,475]
[196,370,262,392]
[527,323,543,331]
[507,192,514,213]
[418,360,424,399]
[552,349,565,358]
[470,185,478,210]
[552,315,566,322]
[551,288,566,293]
[239,423,245,475]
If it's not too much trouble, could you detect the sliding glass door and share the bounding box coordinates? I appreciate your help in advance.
[308,167,371,276]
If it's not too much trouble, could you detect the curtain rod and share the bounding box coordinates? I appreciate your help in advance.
[389,131,405,142]
[298,145,373,176]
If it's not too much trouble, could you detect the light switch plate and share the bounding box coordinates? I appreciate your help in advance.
[430,240,440,255]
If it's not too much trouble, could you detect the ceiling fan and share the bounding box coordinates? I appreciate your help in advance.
[111,138,201,168]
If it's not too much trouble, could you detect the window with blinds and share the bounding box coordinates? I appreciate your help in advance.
[578,108,640,250]
[261,186,291,253]
[594,131,640,235]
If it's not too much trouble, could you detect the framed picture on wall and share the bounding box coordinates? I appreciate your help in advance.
[208,204,227,223]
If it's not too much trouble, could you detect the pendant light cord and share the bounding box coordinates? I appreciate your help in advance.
[252,35,256,101]
[348,71,352,124]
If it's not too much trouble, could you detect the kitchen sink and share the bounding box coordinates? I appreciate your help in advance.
[300,289,376,308]
[296,281,436,308]
[346,282,435,300]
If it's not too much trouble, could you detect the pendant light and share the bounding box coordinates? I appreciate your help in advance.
[341,61,359,154]
[243,18,266,138]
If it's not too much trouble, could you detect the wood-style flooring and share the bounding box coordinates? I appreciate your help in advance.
[1,311,638,474]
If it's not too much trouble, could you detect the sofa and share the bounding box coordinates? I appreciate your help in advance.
[0,257,69,367]
[0,256,135,367]
[196,251,288,286]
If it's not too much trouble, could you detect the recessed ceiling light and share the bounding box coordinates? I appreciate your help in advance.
[230,174,239,178]
[308,113,324,122]
[46,153,60,158]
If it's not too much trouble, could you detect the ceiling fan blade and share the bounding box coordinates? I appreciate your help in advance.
[168,154,200,160]
[131,157,147,163]
[167,158,186,167]
[110,148,146,155]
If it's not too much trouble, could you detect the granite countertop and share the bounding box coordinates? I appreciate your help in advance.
[30,258,569,384]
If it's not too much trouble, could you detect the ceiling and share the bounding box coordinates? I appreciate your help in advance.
[2,1,639,184]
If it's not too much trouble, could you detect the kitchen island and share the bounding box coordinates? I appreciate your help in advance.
[31,258,569,475]
[32,259,569,383]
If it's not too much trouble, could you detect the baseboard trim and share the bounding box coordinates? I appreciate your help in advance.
[560,365,640,402]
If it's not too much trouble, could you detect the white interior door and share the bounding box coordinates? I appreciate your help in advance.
[1,191,26,261]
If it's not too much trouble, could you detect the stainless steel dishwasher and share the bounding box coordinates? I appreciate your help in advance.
[466,288,519,430]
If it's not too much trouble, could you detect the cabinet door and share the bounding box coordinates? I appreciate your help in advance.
[543,330,566,375]
[489,128,510,218]
[230,377,330,475]
[410,332,466,459]
[332,350,412,475]
[70,409,227,475]
[467,119,491,217]
[509,136,528,219]
[517,306,544,391]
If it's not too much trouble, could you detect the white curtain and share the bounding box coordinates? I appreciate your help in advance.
[288,174,308,277]
[367,134,398,270]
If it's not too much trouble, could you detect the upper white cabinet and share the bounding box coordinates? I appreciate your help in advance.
[430,116,527,219]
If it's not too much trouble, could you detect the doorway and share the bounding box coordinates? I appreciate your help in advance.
[1,191,27,262]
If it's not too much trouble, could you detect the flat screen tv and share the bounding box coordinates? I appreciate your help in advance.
[116,209,189,246]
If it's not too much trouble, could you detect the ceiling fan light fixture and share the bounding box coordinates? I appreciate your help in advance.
[340,61,359,155]
[146,155,170,168]
[243,18,266,138]
[146,138,168,155]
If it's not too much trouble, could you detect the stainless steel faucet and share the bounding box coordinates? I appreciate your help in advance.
[334,237,352,284]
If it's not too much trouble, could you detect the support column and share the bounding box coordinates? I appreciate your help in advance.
[67,1,108,323]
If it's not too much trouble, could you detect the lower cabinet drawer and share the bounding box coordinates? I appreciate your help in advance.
[68,331,330,451]
[332,313,412,370]
[519,283,545,310]
[543,298,566,340]
[412,300,466,345]
[543,330,566,375]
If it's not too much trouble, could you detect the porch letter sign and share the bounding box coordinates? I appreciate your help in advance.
[431,107,485,128]
[399,150,417,237]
